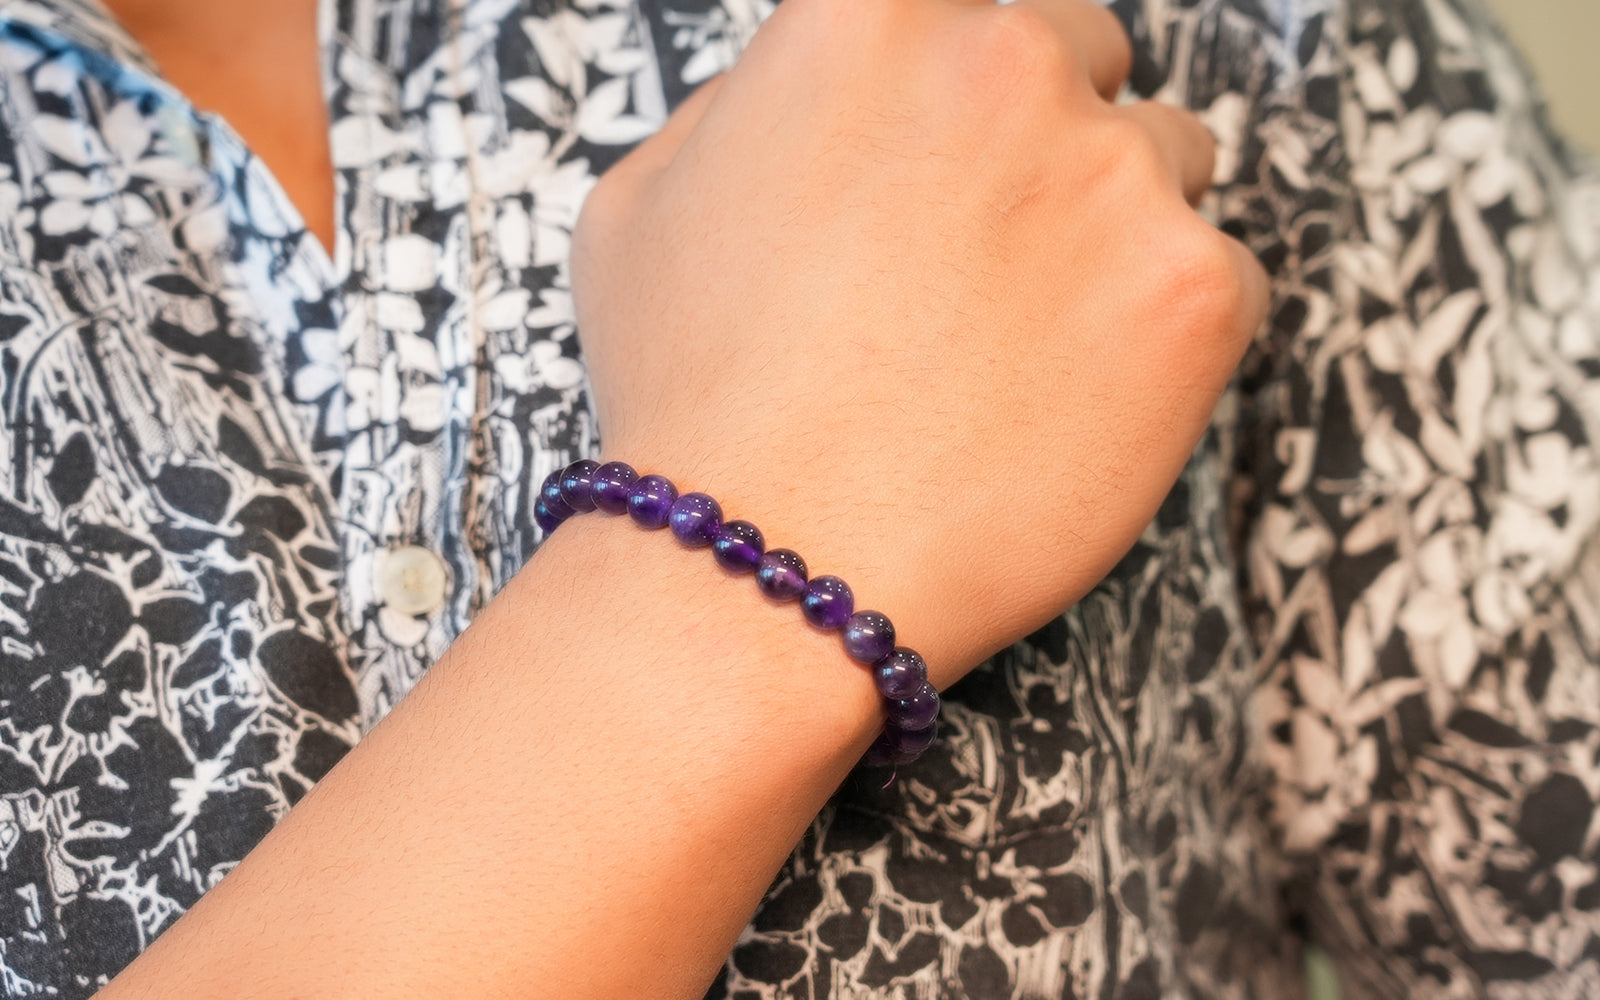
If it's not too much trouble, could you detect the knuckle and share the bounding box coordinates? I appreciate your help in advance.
[973,6,1075,86]
[1084,116,1168,192]
[1088,5,1134,81]
[1152,225,1251,334]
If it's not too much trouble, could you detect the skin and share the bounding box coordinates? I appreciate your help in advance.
[95,0,1270,996]
[104,0,337,251]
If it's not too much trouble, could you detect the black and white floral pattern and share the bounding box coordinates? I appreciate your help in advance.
[0,0,1596,997]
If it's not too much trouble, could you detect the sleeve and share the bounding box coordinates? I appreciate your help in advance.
[1213,0,1600,993]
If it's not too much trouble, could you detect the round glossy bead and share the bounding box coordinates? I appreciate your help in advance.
[873,648,928,700]
[756,549,809,602]
[888,680,940,731]
[889,722,938,762]
[533,498,566,535]
[627,474,678,528]
[862,730,897,768]
[559,459,601,512]
[801,575,854,630]
[539,469,575,519]
[713,520,765,573]
[590,462,639,514]
[843,611,896,665]
[668,492,722,547]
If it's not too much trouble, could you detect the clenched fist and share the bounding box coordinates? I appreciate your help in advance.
[572,0,1269,683]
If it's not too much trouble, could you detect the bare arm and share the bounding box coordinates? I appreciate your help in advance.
[102,516,881,997]
[99,0,1268,995]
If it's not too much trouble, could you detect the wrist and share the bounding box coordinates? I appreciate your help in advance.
[516,509,886,760]
[583,444,1037,685]
[538,457,948,765]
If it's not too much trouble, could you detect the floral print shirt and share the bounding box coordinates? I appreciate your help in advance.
[1,0,1599,997]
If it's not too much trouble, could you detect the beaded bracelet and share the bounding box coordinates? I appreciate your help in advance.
[534,459,940,767]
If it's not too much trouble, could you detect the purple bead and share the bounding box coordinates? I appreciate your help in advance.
[843,611,896,665]
[590,461,638,515]
[533,498,566,535]
[862,730,897,768]
[539,469,575,519]
[888,680,940,731]
[873,648,928,700]
[713,520,765,573]
[668,492,723,547]
[889,722,938,762]
[627,474,678,528]
[756,549,809,602]
[801,575,854,630]
[559,459,601,512]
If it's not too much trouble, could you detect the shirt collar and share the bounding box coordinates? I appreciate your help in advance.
[0,0,158,76]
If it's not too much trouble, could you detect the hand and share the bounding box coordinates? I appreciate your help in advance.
[572,0,1269,683]
[97,6,1271,996]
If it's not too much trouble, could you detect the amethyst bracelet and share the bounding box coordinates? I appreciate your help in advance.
[536,460,940,767]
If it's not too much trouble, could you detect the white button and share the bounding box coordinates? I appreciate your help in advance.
[375,545,449,616]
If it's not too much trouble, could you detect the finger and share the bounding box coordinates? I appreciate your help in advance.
[1002,0,1133,101]
[1119,101,1216,205]
[1224,233,1272,344]
[614,74,728,176]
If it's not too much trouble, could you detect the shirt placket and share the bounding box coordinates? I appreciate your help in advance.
[330,0,481,727]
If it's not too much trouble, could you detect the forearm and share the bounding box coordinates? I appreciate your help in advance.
[101,514,882,999]
[94,0,1269,990]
